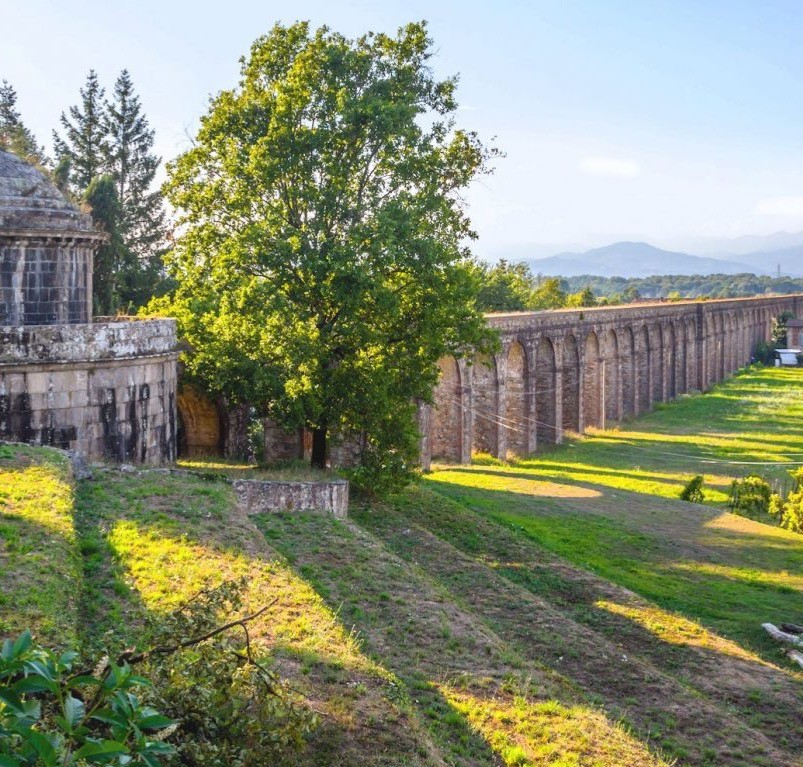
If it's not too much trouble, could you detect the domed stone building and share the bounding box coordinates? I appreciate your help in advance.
[0,149,178,463]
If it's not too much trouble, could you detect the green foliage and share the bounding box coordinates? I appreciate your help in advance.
[159,20,497,477]
[84,176,127,315]
[54,70,168,311]
[475,260,536,312]
[143,578,316,766]
[0,630,175,766]
[772,468,803,534]
[754,341,774,365]
[561,273,803,301]
[727,475,772,520]
[771,310,795,348]
[679,475,704,503]
[565,287,596,308]
[0,81,48,168]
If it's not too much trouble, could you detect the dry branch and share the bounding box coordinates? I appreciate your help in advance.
[761,623,803,647]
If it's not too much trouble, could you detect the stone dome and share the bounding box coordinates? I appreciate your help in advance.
[0,149,96,235]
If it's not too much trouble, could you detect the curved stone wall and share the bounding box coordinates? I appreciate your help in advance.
[0,318,178,463]
[421,294,803,466]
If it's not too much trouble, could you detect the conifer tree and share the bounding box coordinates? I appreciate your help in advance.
[53,70,109,191]
[84,175,126,315]
[104,70,166,263]
[0,80,48,166]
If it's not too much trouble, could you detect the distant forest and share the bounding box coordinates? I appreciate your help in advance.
[561,273,803,300]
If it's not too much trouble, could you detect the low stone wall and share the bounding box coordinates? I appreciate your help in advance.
[232,477,349,518]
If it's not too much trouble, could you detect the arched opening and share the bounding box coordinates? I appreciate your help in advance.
[505,341,528,457]
[562,335,581,433]
[536,337,557,445]
[634,325,650,414]
[601,329,620,423]
[582,332,602,430]
[619,327,635,418]
[665,322,676,399]
[704,315,715,388]
[471,353,499,456]
[685,318,697,390]
[430,356,463,461]
[649,324,664,403]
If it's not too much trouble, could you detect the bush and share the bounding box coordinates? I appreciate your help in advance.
[728,475,773,520]
[754,341,775,365]
[773,468,803,534]
[680,475,705,503]
[0,631,176,766]
[143,578,316,766]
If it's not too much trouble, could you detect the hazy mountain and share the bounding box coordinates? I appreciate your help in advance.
[675,230,803,258]
[737,245,803,277]
[528,241,760,278]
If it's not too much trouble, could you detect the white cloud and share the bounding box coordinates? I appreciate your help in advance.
[579,157,640,178]
[753,196,803,217]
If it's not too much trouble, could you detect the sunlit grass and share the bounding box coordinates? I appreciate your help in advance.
[441,684,671,767]
[0,447,80,647]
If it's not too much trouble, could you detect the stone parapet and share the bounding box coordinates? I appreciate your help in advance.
[0,318,178,364]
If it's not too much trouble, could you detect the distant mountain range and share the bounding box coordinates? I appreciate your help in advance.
[526,239,803,279]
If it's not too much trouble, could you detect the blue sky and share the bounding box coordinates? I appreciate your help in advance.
[3,0,803,258]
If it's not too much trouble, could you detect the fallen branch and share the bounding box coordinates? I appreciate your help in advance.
[780,622,803,635]
[787,649,803,670]
[762,623,803,647]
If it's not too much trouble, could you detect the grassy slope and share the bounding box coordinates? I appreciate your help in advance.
[0,367,801,766]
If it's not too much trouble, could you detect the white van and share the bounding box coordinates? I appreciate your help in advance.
[775,348,801,366]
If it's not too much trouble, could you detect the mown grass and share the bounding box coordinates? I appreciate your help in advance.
[0,445,80,647]
[1,366,801,766]
[425,367,803,660]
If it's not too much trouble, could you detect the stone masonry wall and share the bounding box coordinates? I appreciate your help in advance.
[0,319,178,463]
[232,478,349,518]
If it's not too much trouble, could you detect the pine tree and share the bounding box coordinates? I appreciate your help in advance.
[0,80,48,166]
[84,175,126,315]
[104,70,166,263]
[53,70,109,191]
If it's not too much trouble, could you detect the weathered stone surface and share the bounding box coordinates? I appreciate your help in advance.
[0,150,178,465]
[423,294,803,466]
[232,478,349,518]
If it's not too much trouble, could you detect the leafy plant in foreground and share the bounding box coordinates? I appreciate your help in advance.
[728,475,773,521]
[0,630,175,766]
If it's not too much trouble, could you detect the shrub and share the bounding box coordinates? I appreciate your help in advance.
[774,468,803,534]
[680,475,705,503]
[728,475,773,520]
[143,578,316,766]
[0,631,176,766]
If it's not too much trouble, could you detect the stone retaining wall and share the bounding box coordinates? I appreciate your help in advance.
[232,477,349,518]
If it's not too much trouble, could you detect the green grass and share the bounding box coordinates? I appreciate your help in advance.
[1,366,802,766]
[0,446,80,647]
[425,366,803,656]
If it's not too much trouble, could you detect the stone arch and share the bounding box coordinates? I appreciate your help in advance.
[582,332,602,430]
[684,318,698,391]
[562,334,581,433]
[648,324,664,403]
[619,326,636,418]
[177,385,221,457]
[703,314,716,388]
[715,314,725,381]
[723,314,734,374]
[471,353,499,456]
[634,325,650,414]
[601,328,620,423]
[664,322,677,399]
[536,336,558,445]
[430,356,463,461]
[504,341,529,457]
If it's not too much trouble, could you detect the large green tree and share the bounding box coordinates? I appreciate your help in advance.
[162,21,497,477]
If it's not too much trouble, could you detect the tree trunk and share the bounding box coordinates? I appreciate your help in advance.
[311,426,327,469]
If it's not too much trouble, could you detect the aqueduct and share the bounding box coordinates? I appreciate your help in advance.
[419,294,803,467]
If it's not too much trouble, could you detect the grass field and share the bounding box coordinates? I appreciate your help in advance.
[1,366,801,766]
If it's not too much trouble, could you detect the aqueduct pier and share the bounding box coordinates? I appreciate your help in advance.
[419,294,803,467]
